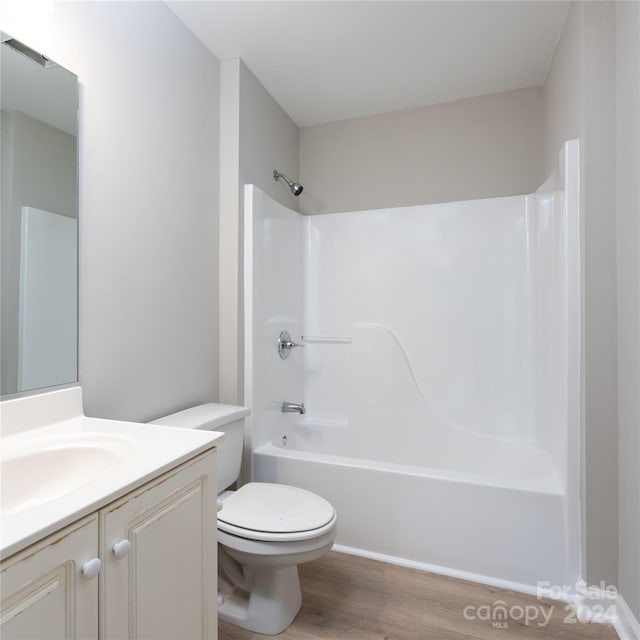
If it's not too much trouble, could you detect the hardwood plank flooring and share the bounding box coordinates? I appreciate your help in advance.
[219,552,619,640]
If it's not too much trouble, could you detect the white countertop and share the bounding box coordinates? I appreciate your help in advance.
[1,387,223,558]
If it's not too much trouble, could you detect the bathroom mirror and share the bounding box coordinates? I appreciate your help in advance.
[0,34,79,396]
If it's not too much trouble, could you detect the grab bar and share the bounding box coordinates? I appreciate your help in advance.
[302,336,351,344]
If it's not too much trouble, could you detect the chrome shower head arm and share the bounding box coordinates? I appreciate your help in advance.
[273,169,304,196]
[273,169,292,187]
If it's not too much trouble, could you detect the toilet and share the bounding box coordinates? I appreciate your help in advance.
[152,403,337,635]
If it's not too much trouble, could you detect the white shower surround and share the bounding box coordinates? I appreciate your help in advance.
[244,140,581,590]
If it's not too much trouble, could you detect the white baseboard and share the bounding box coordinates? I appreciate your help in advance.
[570,587,640,639]
[332,544,640,638]
[612,596,640,640]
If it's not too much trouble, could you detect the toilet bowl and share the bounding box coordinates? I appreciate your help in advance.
[151,404,337,635]
[217,482,336,634]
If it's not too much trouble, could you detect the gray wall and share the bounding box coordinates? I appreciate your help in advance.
[298,87,544,215]
[615,1,640,622]
[238,61,300,211]
[7,1,221,421]
[545,1,640,620]
[219,58,299,405]
[543,0,619,590]
[545,0,619,590]
[0,110,77,395]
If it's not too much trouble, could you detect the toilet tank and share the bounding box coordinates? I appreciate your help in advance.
[151,403,250,492]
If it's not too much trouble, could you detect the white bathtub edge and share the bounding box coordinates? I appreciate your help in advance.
[256,442,563,496]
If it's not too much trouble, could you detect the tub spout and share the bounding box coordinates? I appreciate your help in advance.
[282,402,306,414]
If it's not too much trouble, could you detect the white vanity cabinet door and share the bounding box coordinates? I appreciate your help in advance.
[0,515,99,640]
[100,450,217,640]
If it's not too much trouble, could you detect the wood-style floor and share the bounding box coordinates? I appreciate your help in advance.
[219,552,619,640]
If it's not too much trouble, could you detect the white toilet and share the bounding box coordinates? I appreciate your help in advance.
[152,403,337,635]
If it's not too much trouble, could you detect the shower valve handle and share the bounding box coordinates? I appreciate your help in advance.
[278,330,304,359]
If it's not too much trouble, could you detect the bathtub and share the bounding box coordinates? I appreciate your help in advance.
[253,426,571,591]
[245,141,581,593]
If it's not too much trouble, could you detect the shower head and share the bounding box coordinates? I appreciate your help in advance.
[273,170,303,196]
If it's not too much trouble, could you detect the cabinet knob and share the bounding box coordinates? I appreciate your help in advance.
[112,539,131,559]
[81,558,102,579]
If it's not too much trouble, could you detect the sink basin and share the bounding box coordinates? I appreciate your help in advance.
[0,388,222,559]
[1,433,133,516]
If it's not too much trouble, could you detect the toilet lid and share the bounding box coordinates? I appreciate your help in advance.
[218,483,335,534]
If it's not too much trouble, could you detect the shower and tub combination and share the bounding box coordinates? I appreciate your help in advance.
[245,141,581,592]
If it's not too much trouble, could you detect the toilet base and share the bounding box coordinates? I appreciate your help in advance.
[218,564,302,635]
[216,512,336,635]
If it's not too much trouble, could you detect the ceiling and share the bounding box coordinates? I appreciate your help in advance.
[166,1,569,128]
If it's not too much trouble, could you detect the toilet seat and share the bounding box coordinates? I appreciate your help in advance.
[218,482,336,542]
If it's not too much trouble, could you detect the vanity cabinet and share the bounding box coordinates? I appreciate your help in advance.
[100,450,217,639]
[0,515,99,639]
[1,450,217,640]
